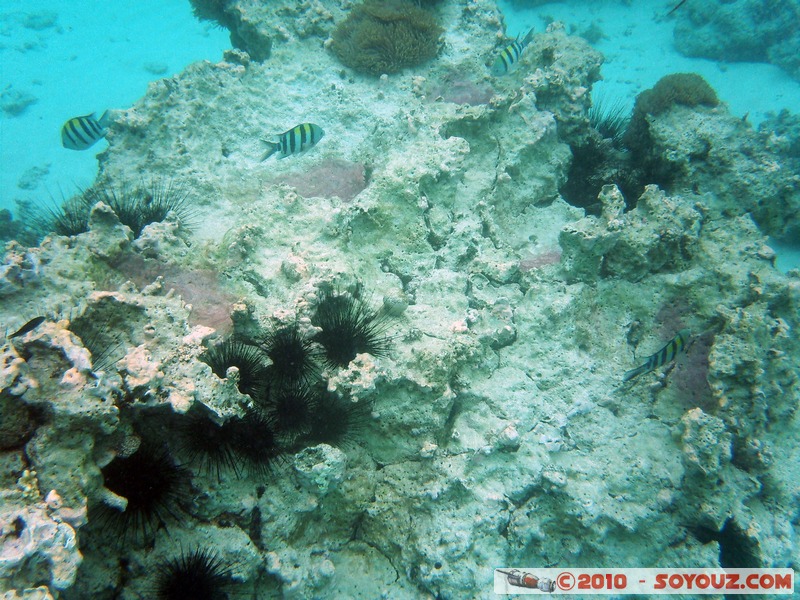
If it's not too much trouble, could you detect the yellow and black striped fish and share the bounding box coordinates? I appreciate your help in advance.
[623,328,691,382]
[261,123,324,160]
[490,28,535,76]
[61,111,110,150]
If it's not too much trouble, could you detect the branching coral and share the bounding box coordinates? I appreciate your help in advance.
[331,0,442,76]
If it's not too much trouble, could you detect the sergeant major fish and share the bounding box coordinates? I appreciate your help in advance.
[61,111,111,150]
[261,123,324,160]
[623,328,691,382]
[490,28,535,76]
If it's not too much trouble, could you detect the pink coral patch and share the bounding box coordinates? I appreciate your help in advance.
[425,70,494,106]
[113,255,236,335]
[519,249,562,271]
[275,158,367,201]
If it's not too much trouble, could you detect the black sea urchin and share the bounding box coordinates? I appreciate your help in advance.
[201,339,267,397]
[254,382,320,441]
[311,288,392,370]
[179,406,242,480]
[31,193,93,240]
[304,390,372,450]
[228,412,284,476]
[180,406,283,479]
[155,548,233,600]
[84,180,194,238]
[70,323,126,374]
[588,96,630,146]
[258,321,320,387]
[98,444,191,542]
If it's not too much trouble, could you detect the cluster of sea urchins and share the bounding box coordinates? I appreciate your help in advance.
[84,287,392,597]
[193,286,392,475]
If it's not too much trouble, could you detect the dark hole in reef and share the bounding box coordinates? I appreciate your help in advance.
[538,46,556,66]
[11,516,26,538]
[434,561,442,569]
[248,506,263,550]
[0,396,46,451]
[718,518,760,569]
[688,518,760,569]
[559,137,642,216]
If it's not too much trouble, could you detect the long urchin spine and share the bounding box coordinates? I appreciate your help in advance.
[311,288,393,370]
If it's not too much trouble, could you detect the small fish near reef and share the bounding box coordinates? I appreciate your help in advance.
[623,328,691,382]
[490,28,535,76]
[261,123,324,160]
[61,111,111,150]
[666,0,688,17]
[8,316,45,339]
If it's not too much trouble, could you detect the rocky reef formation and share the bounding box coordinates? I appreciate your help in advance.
[673,0,800,81]
[2,1,799,598]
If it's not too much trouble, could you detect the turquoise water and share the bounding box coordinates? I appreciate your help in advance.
[0,0,229,214]
[498,0,800,125]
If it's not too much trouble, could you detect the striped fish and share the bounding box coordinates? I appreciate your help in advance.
[490,28,535,76]
[261,123,324,160]
[61,111,110,150]
[623,329,691,382]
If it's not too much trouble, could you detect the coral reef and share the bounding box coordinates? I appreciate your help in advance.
[421,67,495,105]
[188,0,336,61]
[560,185,701,283]
[1,0,799,598]
[0,88,38,117]
[561,72,800,237]
[629,92,800,240]
[673,0,800,81]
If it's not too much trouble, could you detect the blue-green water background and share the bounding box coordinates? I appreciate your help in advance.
[0,0,229,214]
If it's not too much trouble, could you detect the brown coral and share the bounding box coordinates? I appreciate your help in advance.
[624,72,719,151]
[622,73,720,191]
[331,0,442,76]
